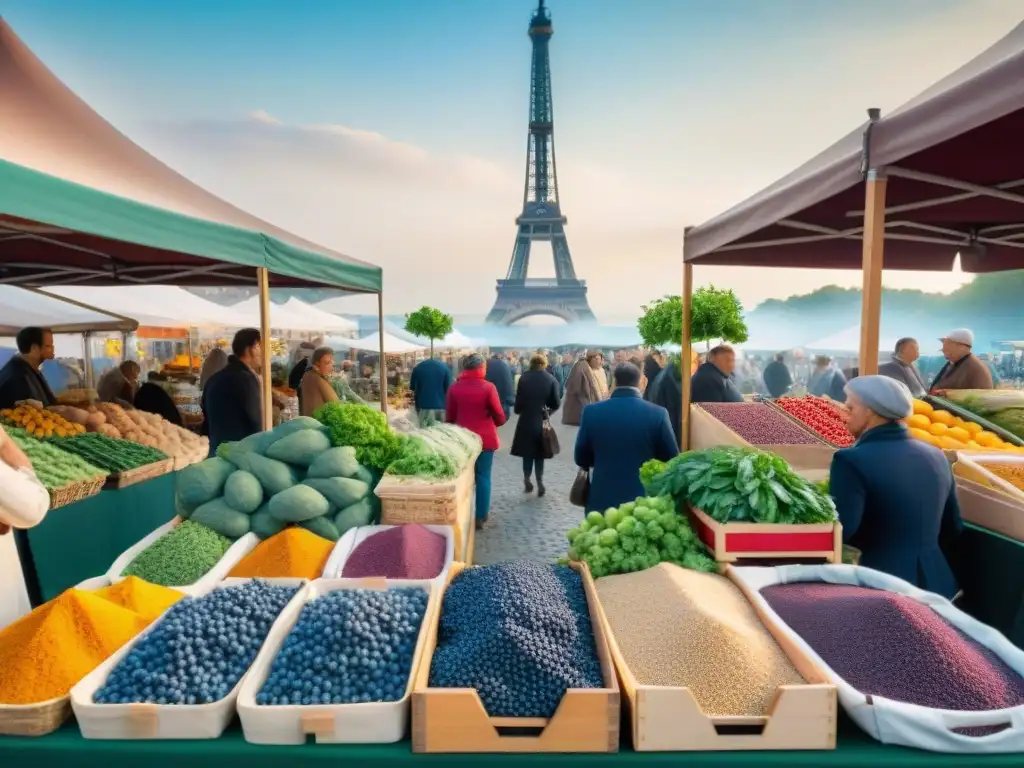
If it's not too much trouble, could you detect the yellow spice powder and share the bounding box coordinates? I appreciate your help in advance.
[0,589,149,705]
[228,527,334,580]
[93,576,184,623]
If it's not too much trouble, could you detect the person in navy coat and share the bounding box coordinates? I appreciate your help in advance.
[830,375,963,599]
[574,363,679,514]
[485,352,515,419]
[409,356,452,423]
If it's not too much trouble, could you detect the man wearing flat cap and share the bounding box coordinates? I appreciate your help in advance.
[829,375,963,599]
[930,328,993,394]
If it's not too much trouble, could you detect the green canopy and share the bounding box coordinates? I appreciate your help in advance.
[0,18,381,293]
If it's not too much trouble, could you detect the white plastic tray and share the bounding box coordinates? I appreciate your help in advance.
[236,577,439,745]
[105,517,258,595]
[320,524,454,585]
[70,578,308,740]
[730,564,1024,754]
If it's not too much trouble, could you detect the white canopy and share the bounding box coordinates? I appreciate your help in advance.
[3,286,137,333]
[48,285,250,329]
[338,331,425,354]
[433,329,481,349]
[230,295,323,332]
[280,297,358,333]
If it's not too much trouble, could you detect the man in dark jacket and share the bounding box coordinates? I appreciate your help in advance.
[574,363,679,513]
[762,353,793,398]
[409,356,453,424]
[135,372,184,427]
[201,328,263,456]
[485,352,515,419]
[691,345,744,404]
[648,361,682,446]
[0,327,57,409]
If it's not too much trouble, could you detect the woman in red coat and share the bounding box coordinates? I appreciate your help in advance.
[446,353,507,529]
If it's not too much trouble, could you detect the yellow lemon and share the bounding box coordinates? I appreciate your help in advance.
[907,414,931,431]
[947,426,970,443]
[939,436,967,450]
[964,421,983,436]
[909,427,932,442]
[929,422,949,437]
[913,399,934,416]
[976,431,1000,448]
[930,410,955,426]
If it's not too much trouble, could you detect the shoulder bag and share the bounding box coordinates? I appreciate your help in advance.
[569,468,590,507]
[540,407,560,459]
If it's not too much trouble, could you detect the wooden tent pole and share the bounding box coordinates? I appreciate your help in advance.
[378,291,388,414]
[681,259,693,450]
[858,169,887,376]
[257,268,273,431]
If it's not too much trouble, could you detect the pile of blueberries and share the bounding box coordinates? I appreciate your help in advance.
[94,580,298,705]
[257,587,429,706]
[429,562,604,718]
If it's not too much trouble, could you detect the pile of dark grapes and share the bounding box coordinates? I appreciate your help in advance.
[95,581,298,705]
[429,562,604,717]
[257,587,429,706]
[762,583,1024,711]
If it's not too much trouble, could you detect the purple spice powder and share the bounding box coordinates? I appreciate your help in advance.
[342,524,446,579]
[761,583,1024,712]
[699,403,820,445]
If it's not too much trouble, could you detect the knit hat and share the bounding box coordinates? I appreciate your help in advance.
[845,375,913,420]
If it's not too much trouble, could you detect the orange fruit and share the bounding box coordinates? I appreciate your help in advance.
[930,410,955,426]
[929,423,949,437]
[912,399,934,416]
[964,421,983,436]
[947,426,970,443]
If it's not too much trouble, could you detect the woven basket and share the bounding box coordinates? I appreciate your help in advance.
[0,696,71,737]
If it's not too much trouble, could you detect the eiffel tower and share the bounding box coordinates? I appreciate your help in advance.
[484,0,595,325]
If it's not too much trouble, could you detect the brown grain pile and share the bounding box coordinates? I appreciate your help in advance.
[988,463,1024,492]
[595,563,804,716]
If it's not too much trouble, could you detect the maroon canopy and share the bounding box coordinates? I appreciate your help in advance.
[684,21,1024,273]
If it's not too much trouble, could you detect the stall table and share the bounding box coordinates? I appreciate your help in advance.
[958,523,1024,648]
[0,719,1021,767]
[14,472,177,605]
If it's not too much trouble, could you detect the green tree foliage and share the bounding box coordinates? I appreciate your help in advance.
[404,306,454,357]
[637,286,750,350]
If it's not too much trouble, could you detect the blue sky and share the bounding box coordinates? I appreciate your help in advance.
[3,1,1020,319]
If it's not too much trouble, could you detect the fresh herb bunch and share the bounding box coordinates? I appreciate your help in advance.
[644,447,837,525]
[312,402,404,472]
[386,435,459,479]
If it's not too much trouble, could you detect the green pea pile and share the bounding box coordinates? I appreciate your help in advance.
[121,520,233,586]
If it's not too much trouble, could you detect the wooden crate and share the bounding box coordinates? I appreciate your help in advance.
[955,475,1024,543]
[689,405,835,480]
[688,506,842,564]
[379,466,475,562]
[104,458,174,490]
[589,567,837,752]
[411,561,620,753]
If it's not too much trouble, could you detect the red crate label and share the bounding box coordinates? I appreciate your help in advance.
[724,530,834,553]
[694,517,716,549]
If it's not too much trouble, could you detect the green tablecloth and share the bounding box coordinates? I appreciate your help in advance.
[1,719,1021,768]
[22,472,177,601]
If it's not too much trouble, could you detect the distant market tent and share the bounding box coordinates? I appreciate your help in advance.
[280,298,359,334]
[0,285,137,334]
[48,285,251,330]
[338,332,425,355]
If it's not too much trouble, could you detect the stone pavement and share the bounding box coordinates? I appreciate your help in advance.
[473,414,583,565]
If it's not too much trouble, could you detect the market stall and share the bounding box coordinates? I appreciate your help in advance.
[0,19,385,608]
[676,23,1024,645]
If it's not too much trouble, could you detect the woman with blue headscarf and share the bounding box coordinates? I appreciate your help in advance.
[829,375,963,598]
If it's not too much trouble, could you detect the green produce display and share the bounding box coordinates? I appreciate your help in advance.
[223,470,264,513]
[176,457,235,509]
[191,497,251,538]
[947,389,1024,441]
[208,418,379,540]
[121,519,233,586]
[565,496,716,578]
[313,402,404,472]
[384,423,480,480]
[644,447,837,525]
[5,426,106,489]
[56,432,168,473]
